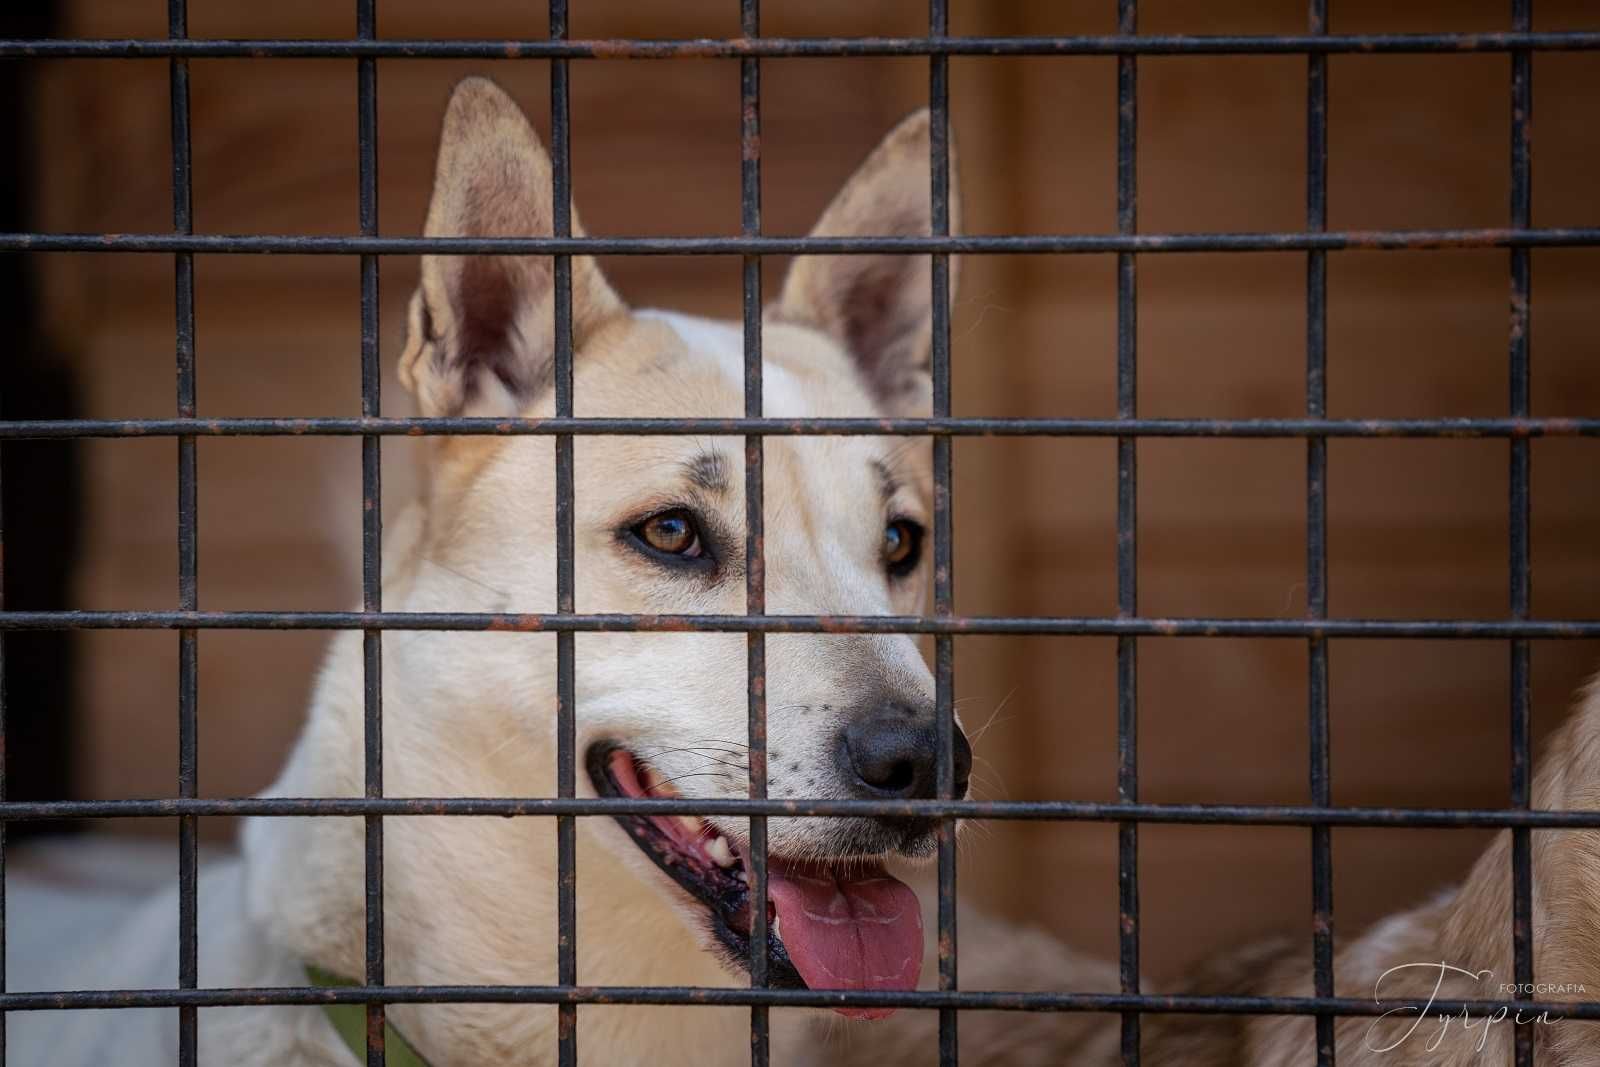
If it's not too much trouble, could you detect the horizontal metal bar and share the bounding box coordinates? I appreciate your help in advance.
[1,611,1595,638]
[9,796,1600,827]
[3,228,1597,256]
[2,32,1598,60]
[2,984,1596,1020]
[1,416,1597,440]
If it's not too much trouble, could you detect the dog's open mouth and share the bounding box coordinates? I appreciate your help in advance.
[586,743,923,1019]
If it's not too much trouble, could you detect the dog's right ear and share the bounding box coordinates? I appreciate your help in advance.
[399,77,624,418]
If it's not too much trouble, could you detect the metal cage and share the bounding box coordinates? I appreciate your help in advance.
[3,3,1600,1066]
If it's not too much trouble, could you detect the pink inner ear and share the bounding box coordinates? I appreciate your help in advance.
[776,111,946,415]
[838,254,929,376]
[451,255,539,405]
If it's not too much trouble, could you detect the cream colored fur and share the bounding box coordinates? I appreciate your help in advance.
[11,78,1600,1066]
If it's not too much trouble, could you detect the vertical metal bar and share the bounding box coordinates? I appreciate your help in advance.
[1306,4,1336,1065]
[928,2,957,1065]
[0,187,6,1067]
[168,1,199,1063]
[1114,2,1140,1064]
[739,1,769,1064]
[356,1,385,1064]
[549,3,578,1064]
[1509,3,1535,1066]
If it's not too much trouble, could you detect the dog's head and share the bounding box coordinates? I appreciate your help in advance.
[395,78,970,1007]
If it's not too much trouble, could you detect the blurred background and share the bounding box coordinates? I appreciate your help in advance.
[4,0,1599,988]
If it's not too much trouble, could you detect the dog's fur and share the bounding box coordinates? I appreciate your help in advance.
[12,79,1600,1065]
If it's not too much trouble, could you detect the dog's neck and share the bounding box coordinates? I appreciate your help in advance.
[240,513,753,1065]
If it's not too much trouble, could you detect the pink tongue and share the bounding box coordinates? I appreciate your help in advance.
[765,859,923,1020]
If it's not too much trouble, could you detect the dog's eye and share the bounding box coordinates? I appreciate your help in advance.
[884,518,923,576]
[633,509,704,560]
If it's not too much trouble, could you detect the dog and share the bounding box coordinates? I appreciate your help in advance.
[11,78,1600,1065]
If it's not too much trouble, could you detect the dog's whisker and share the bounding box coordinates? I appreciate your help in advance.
[681,744,751,759]
[632,746,750,772]
[642,770,735,795]
[970,716,1016,745]
[968,770,1008,801]
[969,756,1010,799]
[970,753,1005,774]
[686,754,749,772]
[876,436,926,487]
[633,744,742,759]
[967,686,1020,747]
[416,553,513,602]
[959,818,996,846]
[474,728,535,769]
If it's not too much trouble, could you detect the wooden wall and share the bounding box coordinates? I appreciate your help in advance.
[29,0,1600,981]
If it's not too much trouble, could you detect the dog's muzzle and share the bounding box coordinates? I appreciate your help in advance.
[586,742,925,1018]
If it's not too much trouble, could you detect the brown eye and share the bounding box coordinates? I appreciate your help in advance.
[634,509,703,559]
[884,518,923,576]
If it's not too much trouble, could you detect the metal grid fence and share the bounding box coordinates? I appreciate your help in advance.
[3,3,1600,1067]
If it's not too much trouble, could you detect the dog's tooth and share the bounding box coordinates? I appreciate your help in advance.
[772,915,782,942]
[676,816,704,838]
[706,835,736,868]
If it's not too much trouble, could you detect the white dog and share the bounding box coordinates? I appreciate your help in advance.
[15,76,992,1066]
[13,79,1600,1066]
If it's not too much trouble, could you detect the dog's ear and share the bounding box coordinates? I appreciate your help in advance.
[399,77,624,417]
[776,109,959,417]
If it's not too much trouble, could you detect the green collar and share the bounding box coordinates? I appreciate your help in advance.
[306,965,435,1067]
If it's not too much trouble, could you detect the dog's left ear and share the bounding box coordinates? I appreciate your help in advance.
[399,77,625,418]
[776,109,959,417]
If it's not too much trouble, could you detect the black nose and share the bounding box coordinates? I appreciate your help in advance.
[837,703,973,799]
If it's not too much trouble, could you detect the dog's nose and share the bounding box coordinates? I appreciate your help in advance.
[837,703,973,799]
